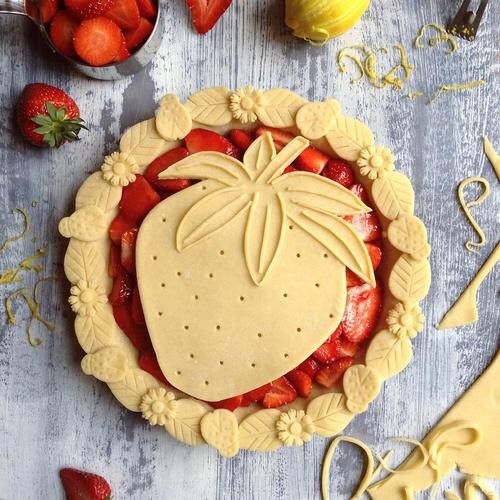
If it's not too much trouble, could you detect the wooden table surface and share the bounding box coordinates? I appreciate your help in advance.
[0,0,499,498]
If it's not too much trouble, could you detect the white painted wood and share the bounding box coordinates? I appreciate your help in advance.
[0,0,499,498]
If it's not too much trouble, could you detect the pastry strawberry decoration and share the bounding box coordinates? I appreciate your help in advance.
[16,83,86,148]
[136,132,377,401]
[59,468,111,500]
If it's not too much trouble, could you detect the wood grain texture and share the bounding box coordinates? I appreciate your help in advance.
[0,0,499,498]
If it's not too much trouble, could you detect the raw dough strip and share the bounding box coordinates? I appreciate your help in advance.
[437,243,500,329]
[484,137,500,180]
[457,176,490,253]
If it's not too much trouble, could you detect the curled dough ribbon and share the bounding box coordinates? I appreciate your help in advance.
[457,176,490,253]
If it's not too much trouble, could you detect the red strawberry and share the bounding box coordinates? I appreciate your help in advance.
[16,83,86,148]
[73,17,123,66]
[312,341,341,365]
[108,244,122,277]
[120,174,160,222]
[185,129,239,158]
[135,0,156,18]
[124,17,153,49]
[255,126,294,145]
[108,270,133,305]
[345,185,381,242]
[60,468,111,500]
[50,11,79,58]
[109,214,137,245]
[321,159,355,188]
[262,377,297,408]
[104,0,140,30]
[346,242,382,287]
[296,356,320,378]
[139,350,170,385]
[209,395,243,412]
[326,324,343,343]
[229,129,253,151]
[294,146,329,174]
[341,282,383,343]
[39,0,58,23]
[112,303,152,351]
[131,287,145,324]
[114,31,130,62]
[186,0,232,34]
[337,338,359,357]
[350,183,370,203]
[315,357,353,388]
[64,0,115,18]
[121,227,137,273]
[144,147,191,192]
[240,383,272,406]
[286,369,312,398]
[283,165,297,174]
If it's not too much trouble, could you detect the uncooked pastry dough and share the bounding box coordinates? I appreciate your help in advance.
[368,353,500,498]
[438,243,500,329]
[484,136,500,180]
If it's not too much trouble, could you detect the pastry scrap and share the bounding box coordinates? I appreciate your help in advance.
[59,86,431,455]
[484,136,500,180]
[437,243,499,330]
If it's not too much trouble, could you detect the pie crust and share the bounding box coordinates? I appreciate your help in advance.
[59,86,432,456]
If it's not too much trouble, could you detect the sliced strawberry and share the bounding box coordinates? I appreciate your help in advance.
[108,244,122,277]
[349,183,369,204]
[286,369,312,398]
[139,350,169,385]
[240,383,272,407]
[315,357,353,388]
[185,129,239,158]
[229,129,253,152]
[283,165,297,174]
[294,146,329,174]
[255,126,294,145]
[112,303,152,351]
[108,270,133,305]
[186,0,232,34]
[39,0,58,23]
[104,0,140,30]
[124,16,153,49]
[326,324,343,343]
[131,287,145,324]
[262,377,297,409]
[312,341,341,365]
[114,31,130,62]
[73,17,123,66]
[341,282,383,343]
[136,0,156,18]
[109,213,137,245]
[321,159,355,188]
[344,189,381,242]
[121,227,137,273]
[346,242,382,287]
[120,174,160,222]
[60,468,111,500]
[50,11,79,57]
[209,395,243,412]
[337,338,360,357]
[296,356,320,378]
[64,0,115,18]
[144,147,192,192]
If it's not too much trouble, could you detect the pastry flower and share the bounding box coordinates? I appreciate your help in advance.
[101,151,139,187]
[140,388,177,426]
[229,85,264,124]
[357,145,395,179]
[68,280,107,317]
[387,302,424,338]
[276,409,315,446]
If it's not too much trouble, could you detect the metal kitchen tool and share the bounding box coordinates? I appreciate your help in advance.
[0,0,165,80]
[447,0,489,41]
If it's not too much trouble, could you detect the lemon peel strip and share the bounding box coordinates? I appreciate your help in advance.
[414,23,458,54]
[429,80,486,104]
[0,208,29,254]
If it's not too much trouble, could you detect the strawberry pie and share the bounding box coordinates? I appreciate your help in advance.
[60,87,431,455]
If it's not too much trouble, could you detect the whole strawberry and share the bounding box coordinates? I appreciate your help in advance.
[60,468,111,500]
[16,83,86,147]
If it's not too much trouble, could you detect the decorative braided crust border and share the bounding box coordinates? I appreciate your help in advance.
[59,87,431,457]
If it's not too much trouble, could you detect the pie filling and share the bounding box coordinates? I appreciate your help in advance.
[107,126,383,411]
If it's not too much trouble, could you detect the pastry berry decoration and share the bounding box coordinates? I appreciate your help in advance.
[16,83,87,148]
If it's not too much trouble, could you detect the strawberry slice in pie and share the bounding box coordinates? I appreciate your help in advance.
[60,87,431,456]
